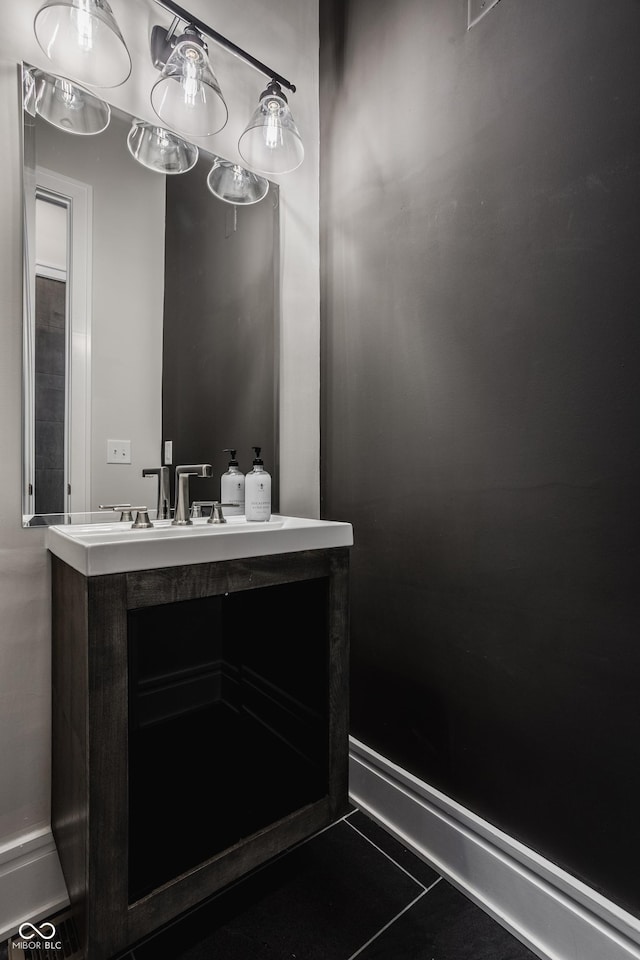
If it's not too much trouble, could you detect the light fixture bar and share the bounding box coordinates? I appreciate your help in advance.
[153,0,297,93]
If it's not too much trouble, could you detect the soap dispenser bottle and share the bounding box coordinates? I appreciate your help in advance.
[220,448,245,516]
[245,446,271,522]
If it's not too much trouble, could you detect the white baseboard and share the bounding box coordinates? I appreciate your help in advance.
[349,736,640,960]
[0,828,69,942]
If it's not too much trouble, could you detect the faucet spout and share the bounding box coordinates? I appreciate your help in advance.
[142,466,171,520]
[172,464,213,525]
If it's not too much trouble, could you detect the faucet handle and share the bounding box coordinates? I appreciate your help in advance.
[190,500,215,519]
[98,504,153,528]
[99,503,134,522]
[207,501,241,524]
[131,507,153,529]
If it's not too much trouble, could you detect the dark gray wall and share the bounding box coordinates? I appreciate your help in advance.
[320,0,640,916]
[162,157,279,506]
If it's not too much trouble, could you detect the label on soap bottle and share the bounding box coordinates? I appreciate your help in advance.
[221,472,245,515]
[245,473,271,522]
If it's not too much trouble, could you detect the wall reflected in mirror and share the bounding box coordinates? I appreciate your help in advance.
[21,63,279,527]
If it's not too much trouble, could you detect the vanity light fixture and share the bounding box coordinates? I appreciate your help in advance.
[150,23,228,138]
[151,0,303,171]
[33,0,132,88]
[206,158,269,205]
[126,120,199,174]
[24,66,111,135]
[32,0,303,173]
[238,80,304,175]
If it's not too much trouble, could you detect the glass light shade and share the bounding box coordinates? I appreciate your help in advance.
[34,0,132,88]
[238,82,304,175]
[150,36,228,138]
[126,121,199,175]
[206,159,269,205]
[24,67,110,135]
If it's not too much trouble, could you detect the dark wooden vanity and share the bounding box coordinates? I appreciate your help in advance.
[50,546,350,960]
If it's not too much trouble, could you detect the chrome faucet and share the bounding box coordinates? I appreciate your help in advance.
[172,464,213,525]
[142,465,171,520]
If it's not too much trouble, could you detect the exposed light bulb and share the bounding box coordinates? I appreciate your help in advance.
[238,81,304,174]
[57,77,77,106]
[33,0,131,87]
[126,119,199,174]
[24,65,111,135]
[206,157,269,205]
[264,99,281,150]
[150,32,227,138]
[74,2,94,52]
[181,45,203,107]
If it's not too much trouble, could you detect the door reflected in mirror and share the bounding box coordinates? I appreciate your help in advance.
[21,62,279,528]
[33,196,69,516]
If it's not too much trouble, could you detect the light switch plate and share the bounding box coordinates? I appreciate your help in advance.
[107,439,131,464]
[468,0,503,29]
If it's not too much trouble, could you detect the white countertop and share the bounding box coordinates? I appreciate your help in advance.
[45,514,354,576]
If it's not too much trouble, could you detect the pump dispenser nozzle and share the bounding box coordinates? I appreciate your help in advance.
[224,448,238,465]
[252,446,263,464]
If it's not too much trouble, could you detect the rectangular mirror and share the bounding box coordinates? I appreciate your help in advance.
[21,63,279,527]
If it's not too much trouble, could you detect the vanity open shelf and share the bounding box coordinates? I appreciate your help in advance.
[48,518,352,960]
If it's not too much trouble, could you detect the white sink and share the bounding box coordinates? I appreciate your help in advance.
[45,514,354,576]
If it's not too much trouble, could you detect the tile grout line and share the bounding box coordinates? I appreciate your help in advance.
[344,816,430,891]
[345,878,442,960]
[309,808,360,840]
[119,811,357,956]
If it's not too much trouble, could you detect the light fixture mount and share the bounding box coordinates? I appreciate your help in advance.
[260,79,287,103]
[152,0,296,93]
[150,22,207,72]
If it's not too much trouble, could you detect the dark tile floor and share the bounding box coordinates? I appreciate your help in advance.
[117,807,539,960]
[2,808,540,959]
